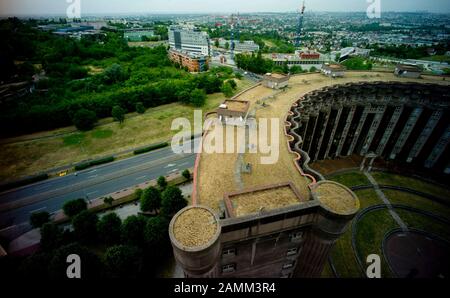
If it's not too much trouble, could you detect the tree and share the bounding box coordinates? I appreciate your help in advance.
[310,66,317,72]
[63,198,87,217]
[97,213,122,245]
[121,215,147,246]
[102,63,128,84]
[140,186,161,213]
[182,169,191,180]
[144,216,169,254]
[72,210,98,244]
[103,245,142,278]
[30,211,50,228]
[189,88,207,107]
[161,186,187,216]
[214,39,220,48]
[40,223,62,251]
[225,42,230,50]
[227,79,237,89]
[134,188,143,200]
[135,102,146,114]
[112,105,126,123]
[72,109,97,131]
[157,176,168,190]
[49,243,102,279]
[235,72,243,80]
[221,82,234,98]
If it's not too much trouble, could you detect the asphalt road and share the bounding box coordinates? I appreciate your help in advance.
[0,140,198,228]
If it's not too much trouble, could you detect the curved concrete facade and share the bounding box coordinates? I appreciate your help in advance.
[287,82,450,174]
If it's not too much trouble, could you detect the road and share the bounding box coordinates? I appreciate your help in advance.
[0,140,198,228]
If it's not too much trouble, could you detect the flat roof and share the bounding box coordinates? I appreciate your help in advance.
[172,206,219,249]
[312,181,359,215]
[266,73,288,79]
[224,182,306,217]
[219,100,250,113]
[396,64,422,72]
[323,64,345,71]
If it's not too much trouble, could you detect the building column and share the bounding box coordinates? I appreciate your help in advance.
[368,156,376,172]
[376,106,404,155]
[324,106,343,159]
[406,110,443,163]
[389,107,423,160]
[360,106,386,156]
[336,106,356,157]
[360,157,367,171]
[347,106,369,156]
[305,113,319,153]
[314,108,331,161]
[424,124,450,169]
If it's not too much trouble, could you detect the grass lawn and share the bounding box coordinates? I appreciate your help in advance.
[396,209,450,242]
[371,171,450,201]
[329,171,370,188]
[330,189,380,278]
[419,55,450,63]
[384,190,450,219]
[0,78,254,181]
[355,209,398,278]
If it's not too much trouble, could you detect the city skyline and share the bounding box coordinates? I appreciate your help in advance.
[1,0,450,16]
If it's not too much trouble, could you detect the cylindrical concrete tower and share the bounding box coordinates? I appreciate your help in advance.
[294,180,360,277]
[169,205,222,278]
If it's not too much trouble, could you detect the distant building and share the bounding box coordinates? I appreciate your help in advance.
[216,99,250,126]
[263,73,290,89]
[218,39,260,53]
[169,25,211,56]
[124,30,156,42]
[321,63,345,78]
[271,51,327,71]
[394,64,422,79]
[335,47,371,62]
[168,49,209,72]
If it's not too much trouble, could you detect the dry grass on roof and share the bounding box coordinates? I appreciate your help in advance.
[173,208,218,248]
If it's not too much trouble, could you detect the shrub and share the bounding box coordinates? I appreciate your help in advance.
[103,245,142,278]
[97,213,122,245]
[135,102,146,114]
[72,109,97,131]
[30,211,50,228]
[160,186,187,216]
[182,169,191,180]
[103,196,114,206]
[74,156,115,171]
[112,105,126,123]
[133,142,168,155]
[140,187,161,213]
[72,210,98,244]
[40,223,62,251]
[157,176,168,190]
[121,215,147,246]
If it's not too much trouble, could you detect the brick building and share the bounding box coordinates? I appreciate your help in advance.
[168,49,209,72]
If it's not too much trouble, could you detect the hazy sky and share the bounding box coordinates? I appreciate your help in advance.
[1,0,450,16]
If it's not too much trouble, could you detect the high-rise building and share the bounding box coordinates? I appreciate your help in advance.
[169,25,211,56]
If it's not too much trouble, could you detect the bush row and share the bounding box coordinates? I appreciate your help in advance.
[74,156,115,171]
[133,142,169,155]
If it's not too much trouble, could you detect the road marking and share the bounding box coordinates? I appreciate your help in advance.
[29,207,47,214]
[87,191,98,196]
[88,169,97,174]
[179,162,189,166]
[136,176,147,180]
[164,163,176,168]
[34,184,51,191]
[88,174,98,178]
[168,168,179,173]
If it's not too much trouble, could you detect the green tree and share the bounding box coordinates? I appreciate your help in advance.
[221,82,234,98]
[182,169,191,180]
[30,211,50,228]
[144,216,169,254]
[227,79,237,89]
[134,188,143,200]
[140,186,162,213]
[40,223,62,251]
[112,105,126,123]
[121,215,147,246]
[72,210,98,244]
[225,42,230,50]
[157,176,168,190]
[214,39,220,48]
[97,213,122,245]
[63,198,87,217]
[189,88,207,107]
[161,186,187,216]
[310,66,317,72]
[72,109,97,131]
[103,245,142,278]
[103,196,114,206]
[135,102,146,114]
[235,72,243,80]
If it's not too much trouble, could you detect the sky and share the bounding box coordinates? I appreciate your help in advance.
[1,0,450,16]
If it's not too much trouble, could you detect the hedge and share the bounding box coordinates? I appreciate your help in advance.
[133,142,169,155]
[74,156,115,171]
[0,173,49,192]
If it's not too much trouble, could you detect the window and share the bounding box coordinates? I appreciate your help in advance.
[287,248,298,256]
[222,248,236,257]
[282,262,294,270]
[289,231,303,242]
[222,264,236,273]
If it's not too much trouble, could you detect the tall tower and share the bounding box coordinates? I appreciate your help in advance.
[229,13,240,60]
[295,1,306,48]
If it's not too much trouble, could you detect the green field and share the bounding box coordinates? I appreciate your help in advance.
[329,172,370,187]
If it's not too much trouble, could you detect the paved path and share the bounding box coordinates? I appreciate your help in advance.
[364,171,408,231]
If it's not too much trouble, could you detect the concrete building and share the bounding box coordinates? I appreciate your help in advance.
[169,25,211,56]
[168,49,209,72]
[216,99,250,126]
[170,180,359,278]
[321,64,345,78]
[394,64,422,79]
[218,38,260,53]
[287,82,450,174]
[263,73,290,89]
[271,51,327,71]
